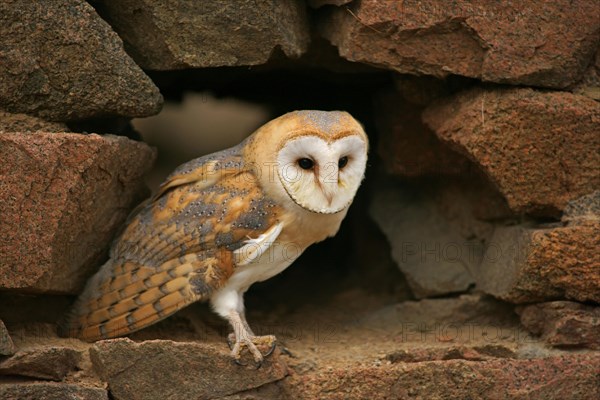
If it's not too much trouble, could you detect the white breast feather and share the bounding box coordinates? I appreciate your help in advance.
[210,223,304,318]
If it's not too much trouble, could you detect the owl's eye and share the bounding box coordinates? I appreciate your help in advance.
[338,156,349,169]
[297,158,314,170]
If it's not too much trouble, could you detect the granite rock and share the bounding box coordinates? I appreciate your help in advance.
[375,90,469,177]
[0,111,70,133]
[320,0,600,88]
[289,353,600,399]
[0,383,107,400]
[0,132,155,294]
[0,320,16,356]
[370,186,490,298]
[474,222,600,303]
[97,0,310,70]
[90,338,289,400]
[517,301,600,350]
[0,0,162,120]
[0,346,82,381]
[423,88,600,217]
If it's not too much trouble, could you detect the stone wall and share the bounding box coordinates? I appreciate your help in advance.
[1,1,598,399]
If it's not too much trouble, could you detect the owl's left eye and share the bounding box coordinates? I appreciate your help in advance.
[338,156,349,168]
[297,158,314,170]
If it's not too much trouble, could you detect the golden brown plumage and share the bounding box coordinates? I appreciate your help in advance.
[61,143,282,341]
[61,110,368,364]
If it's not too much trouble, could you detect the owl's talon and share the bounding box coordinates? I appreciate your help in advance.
[263,340,277,357]
[227,333,236,350]
[280,346,294,357]
[233,357,247,367]
[229,334,277,367]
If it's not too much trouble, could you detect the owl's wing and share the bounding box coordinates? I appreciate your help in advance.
[61,144,283,341]
[123,140,248,225]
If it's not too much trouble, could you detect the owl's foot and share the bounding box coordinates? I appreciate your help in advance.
[229,333,277,368]
[226,311,277,368]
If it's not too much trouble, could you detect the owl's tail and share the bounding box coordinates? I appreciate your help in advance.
[58,257,202,341]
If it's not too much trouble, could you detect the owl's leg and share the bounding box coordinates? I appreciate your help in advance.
[239,311,255,336]
[227,310,277,367]
[227,291,254,346]
[211,288,276,367]
[227,311,254,347]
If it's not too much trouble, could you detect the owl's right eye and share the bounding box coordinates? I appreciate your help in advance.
[297,158,314,170]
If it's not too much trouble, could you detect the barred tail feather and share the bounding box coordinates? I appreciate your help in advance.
[58,257,204,341]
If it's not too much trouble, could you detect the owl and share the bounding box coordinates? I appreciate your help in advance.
[60,110,368,365]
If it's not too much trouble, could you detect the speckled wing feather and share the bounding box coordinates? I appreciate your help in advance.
[61,143,282,341]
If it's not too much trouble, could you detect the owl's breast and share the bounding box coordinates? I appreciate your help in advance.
[227,239,305,294]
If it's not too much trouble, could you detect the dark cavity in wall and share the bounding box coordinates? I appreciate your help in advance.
[132,63,411,314]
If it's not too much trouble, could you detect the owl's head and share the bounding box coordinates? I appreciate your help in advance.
[248,110,368,214]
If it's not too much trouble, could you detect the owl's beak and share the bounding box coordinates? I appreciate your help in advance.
[317,165,339,206]
[323,189,334,205]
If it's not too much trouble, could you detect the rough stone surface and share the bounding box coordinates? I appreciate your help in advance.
[434,177,513,224]
[219,383,288,400]
[362,294,517,331]
[0,346,82,381]
[0,319,16,356]
[423,88,600,217]
[90,338,289,400]
[0,382,108,400]
[0,132,155,294]
[562,190,600,223]
[385,344,517,363]
[0,111,70,133]
[3,290,593,400]
[320,0,600,88]
[475,222,600,304]
[98,0,310,70]
[571,46,600,100]
[517,302,600,350]
[347,211,414,298]
[370,185,494,298]
[0,0,162,121]
[288,354,600,400]
[392,75,450,106]
[375,91,469,177]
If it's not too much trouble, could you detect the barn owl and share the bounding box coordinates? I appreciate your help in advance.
[60,110,368,365]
